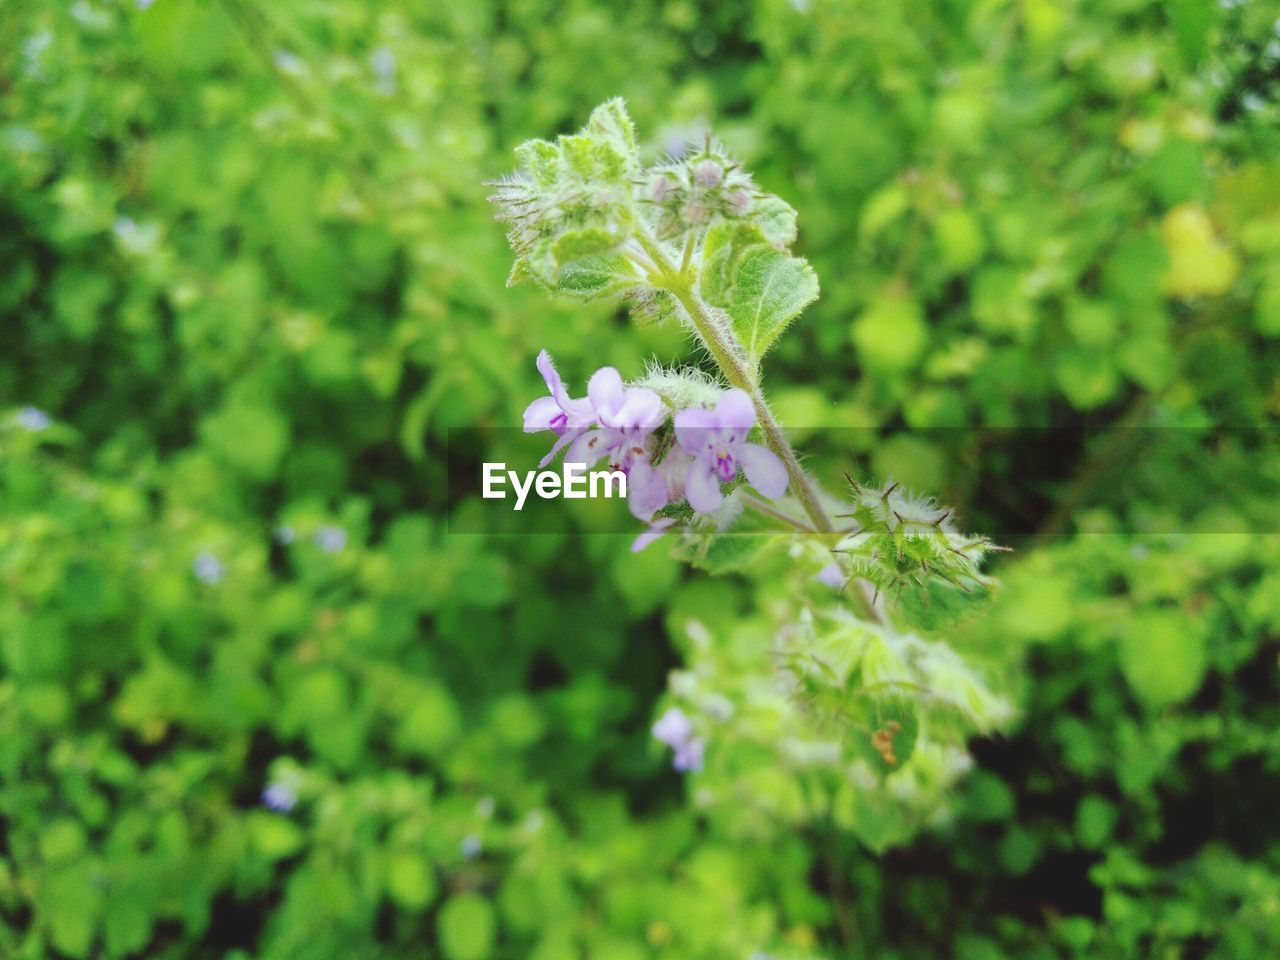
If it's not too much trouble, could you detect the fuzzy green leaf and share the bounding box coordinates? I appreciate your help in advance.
[852,694,920,776]
[749,194,799,248]
[726,247,819,365]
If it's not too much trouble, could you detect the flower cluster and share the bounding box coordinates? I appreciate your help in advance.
[646,141,757,239]
[523,351,788,525]
[651,706,705,773]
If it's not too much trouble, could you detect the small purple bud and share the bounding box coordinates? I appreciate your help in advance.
[460,834,482,859]
[725,190,752,217]
[651,176,678,203]
[193,551,225,585]
[673,737,705,773]
[683,200,710,224]
[274,525,295,545]
[816,563,845,588]
[652,707,693,749]
[313,525,346,554]
[694,160,723,188]
[17,407,51,432]
[261,782,297,812]
[272,49,302,73]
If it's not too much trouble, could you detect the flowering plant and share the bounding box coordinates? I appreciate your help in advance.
[492,100,1010,843]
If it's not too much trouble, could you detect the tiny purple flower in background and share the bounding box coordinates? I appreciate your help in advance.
[652,707,693,747]
[272,49,303,74]
[524,350,596,467]
[672,737,705,773]
[136,0,155,8]
[816,562,845,588]
[193,551,225,585]
[274,525,295,545]
[261,782,297,813]
[567,367,669,520]
[17,406,51,432]
[370,46,396,94]
[313,525,346,554]
[675,389,788,514]
[460,834,482,859]
[652,706,706,774]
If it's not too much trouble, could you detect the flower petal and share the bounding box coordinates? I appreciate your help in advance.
[538,429,577,468]
[674,407,718,451]
[626,461,669,520]
[587,366,626,419]
[738,443,789,498]
[651,707,692,747]
[610,387,666,432]
[684,462,724,514]
[715,389,756,433]
[673,737,705,773]
[523,395,561,433]
[565,429,608,467]
[536,350,571,407]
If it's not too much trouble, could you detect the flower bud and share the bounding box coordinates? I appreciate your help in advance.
[725,190,752,217]
[694,159,724,188]
[683,200,710,224]
[650,175,678,203]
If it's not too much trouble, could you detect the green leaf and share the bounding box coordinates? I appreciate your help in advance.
[725,247,819,365]
[701,222,818,364]
[439,893,496,960]
[585,97,638,165]
[748,194,798,248]
[40,864,103,958]
[896,579,994,633]
[386,852,438,910]
[852,694,919,776]
[248,811,306,860]
[551,227,622,266]
[1117,610,1207,709]
[671,532,774,574]
[553,255,637,300]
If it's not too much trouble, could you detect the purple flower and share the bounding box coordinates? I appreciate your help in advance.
[460,834,481,859]
[262,782,297,812]
[370,46,396,94]
[523,350,596,467]
[566,367,670,520]
[17,406,51,432]
[674,389,788,514]
[673,737,705,773]
[652,707,693,747]
[816,562,845,588]
[694,160,723,188]
[313,525,346,554]
[193,551,225,585]
[652,706,705,774]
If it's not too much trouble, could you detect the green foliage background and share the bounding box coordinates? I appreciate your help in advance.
[3,1,1280,958]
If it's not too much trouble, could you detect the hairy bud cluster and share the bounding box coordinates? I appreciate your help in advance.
[488,99,641,295]
[834,477,1004,600]
[645,142,758,239]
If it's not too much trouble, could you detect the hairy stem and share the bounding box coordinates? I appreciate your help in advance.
[632,228,885,624]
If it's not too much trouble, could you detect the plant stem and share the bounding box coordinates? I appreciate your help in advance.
[632,228,885,625]
[740,493,816,533]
